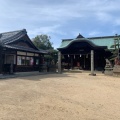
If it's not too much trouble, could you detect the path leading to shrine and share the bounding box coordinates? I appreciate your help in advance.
[0,72,120,120]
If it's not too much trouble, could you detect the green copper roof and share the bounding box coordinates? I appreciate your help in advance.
[59,36,115,50]
[89,38,114,49]
[60,39,72,48]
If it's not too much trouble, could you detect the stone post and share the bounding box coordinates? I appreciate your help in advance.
[58,51,62,74]
[89,50,96,76]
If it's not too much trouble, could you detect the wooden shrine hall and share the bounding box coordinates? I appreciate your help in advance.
[0,29,47,74]
[57,34,111,74]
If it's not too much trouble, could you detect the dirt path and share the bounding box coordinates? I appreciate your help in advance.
[0,72,120,120]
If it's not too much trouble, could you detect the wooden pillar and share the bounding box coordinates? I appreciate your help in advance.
[71,56,73,69]
[58,51,62,74]
[89,50,96,76]
[84,55,85,69]
[0,46,3,74]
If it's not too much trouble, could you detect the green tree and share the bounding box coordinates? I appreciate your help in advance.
[32,34,58,65]
[32,34,53,50]
[44,49,58,65]
[109,34,120,65]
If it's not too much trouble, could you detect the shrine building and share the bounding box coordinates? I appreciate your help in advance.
[57,34,116,73]
[0,29,47,74]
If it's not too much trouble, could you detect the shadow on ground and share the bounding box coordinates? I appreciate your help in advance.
[0,70,106,81]
[0,72,75,81]
[18,73,75,81]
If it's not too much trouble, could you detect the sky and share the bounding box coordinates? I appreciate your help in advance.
[0,0,120,49]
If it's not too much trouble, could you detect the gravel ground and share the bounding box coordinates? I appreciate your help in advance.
[0,72,120,120]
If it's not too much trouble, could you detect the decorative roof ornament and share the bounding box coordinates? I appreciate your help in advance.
[76,33,84,39]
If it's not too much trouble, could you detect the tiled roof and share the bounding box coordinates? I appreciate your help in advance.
[4,45,47,54]
[38,49,48,54]
[58,35,116,50]
[88,36,115,39]
[76,33,84,38]
[59,38,87,48]
[58,39,107,50]
[0,29,47,54]
[88,37,115,49]
[0,29,27,44]
[60,39,73,48]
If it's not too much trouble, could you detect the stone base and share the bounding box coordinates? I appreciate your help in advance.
[113,65,120,77]
[104,67,113,76]
[89,73,96,76]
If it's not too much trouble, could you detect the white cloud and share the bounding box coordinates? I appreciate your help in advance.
[95,12,113,22]
[0,0,120,25]
[88,31,101,36]
[28,24,66,38]
[71,30,83,38]
[114,18,120,26]
[112,30,118,35]
[0,0,120,48]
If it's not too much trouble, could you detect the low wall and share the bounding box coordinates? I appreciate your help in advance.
[39,64,57,72]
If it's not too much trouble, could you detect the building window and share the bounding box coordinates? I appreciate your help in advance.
[5,54,16,64]
[17,56,34,65]
[36,59,39,65]
[26,57,30,65]
[17,56,21,65]
[30,57,34,65]
[21,56,26,65]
